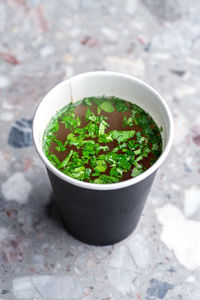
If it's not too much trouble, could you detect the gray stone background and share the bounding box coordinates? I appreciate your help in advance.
[0,0,200,299]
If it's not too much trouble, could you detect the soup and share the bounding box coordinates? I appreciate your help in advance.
[43,97,162,184]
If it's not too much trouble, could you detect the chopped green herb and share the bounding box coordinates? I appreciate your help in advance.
[99,120,109,136]
[135,155,143,162]
[85,108,97,123]
[131,167,143,177]
[83,97,92,106]
[64,166,86,181]
[134,149,141,155]
[110,167,123,178]
[98,132,113,143]
[54,138,66,152]
[49,154,61,167]
[152,143,159,151]
[111,130,135,143]
[112,97,128,112]
[99,145,109,152]
[85,168,92,180]
[85,122,98,138]
[123,116,134,127]
[58,150,74,169]
[94,160,107,173]
[93,175,119,184]
[99,101,115,113]
[97,107,101,115]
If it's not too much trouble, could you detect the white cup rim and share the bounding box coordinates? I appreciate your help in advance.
[33,71,174,191]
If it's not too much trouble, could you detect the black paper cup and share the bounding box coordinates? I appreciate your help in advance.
[33,72,174,245]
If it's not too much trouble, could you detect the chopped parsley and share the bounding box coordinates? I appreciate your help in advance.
[43,97,162,183]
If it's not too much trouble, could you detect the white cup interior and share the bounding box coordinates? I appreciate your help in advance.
[33,71,174,190]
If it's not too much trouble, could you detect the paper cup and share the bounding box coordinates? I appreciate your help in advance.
[33,71,174,245]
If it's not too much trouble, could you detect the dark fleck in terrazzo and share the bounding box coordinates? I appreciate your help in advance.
[8,119,33,148]
[146,279,173,299]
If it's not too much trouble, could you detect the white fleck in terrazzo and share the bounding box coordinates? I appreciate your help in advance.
[186,57,200,66]
[1,172,32,204]
[156,204,200,270]
[101,27,118,42]
[152,52,170,60]
[105,56,145,76]
[0,111,14,121]
[0,227,9,242]
[107,245,136,295]
[184,186,200,217]
[64,65,74,78]
[69,27,81,38]
[107,233,151,294]
[175,85,196,98]
[13,275,83,300]
[173,112,189,152]
[125,0,138,15]
[0,76,10,88]
[127,233,151,269]
[40,46,55,57]
[171,183,180,191]
[185,275,195,283]
[191,286,200,300]
[69,41,81,54]
[1,101,13,110]
[148,195,161,206]
[32,253,45,265]
[185,156,195,170]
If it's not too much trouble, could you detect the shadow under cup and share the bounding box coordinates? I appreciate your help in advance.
[33,72,173,246]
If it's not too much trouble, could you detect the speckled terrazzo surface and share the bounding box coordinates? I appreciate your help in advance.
[1,0,200,299]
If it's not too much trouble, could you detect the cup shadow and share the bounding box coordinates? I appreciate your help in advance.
[45,193,64,229]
